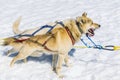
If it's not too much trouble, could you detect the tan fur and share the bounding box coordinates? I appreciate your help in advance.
[13,16,22,34]
[0,12,100,77]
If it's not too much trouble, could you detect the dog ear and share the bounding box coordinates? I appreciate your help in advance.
[82,12,87,17]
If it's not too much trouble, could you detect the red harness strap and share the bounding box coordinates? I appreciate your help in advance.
[14,39,28,42]
[42,35,57,52]
[44,46,57,52]
[64,27,75,45]
[43,27,75,52]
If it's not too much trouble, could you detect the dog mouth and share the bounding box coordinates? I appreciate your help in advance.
[86,28,95,37]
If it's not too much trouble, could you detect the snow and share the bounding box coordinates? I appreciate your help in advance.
[0,0,120,80]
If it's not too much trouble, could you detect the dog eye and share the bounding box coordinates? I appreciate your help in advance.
[81,19,86,23]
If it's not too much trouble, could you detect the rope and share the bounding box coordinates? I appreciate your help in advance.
[80,35,120,51]
[80,38,91,48]
[74,45,120,51]
[80,35,103,49]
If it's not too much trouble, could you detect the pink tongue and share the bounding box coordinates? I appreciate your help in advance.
[88,28,94,33]
[90,33,94,36]
[86,28,95,37]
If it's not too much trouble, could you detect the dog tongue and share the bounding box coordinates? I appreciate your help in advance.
[86,28,95,37]
[90,32,94,36]
[88,28,94,33]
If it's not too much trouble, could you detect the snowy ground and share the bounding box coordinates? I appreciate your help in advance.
[0,0,120,80]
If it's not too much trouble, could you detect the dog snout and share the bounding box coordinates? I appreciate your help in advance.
[98,24,101,27]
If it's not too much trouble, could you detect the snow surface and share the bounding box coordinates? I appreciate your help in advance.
[0,0,120,80]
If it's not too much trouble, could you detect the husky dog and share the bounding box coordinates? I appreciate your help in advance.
[0,13,100,77]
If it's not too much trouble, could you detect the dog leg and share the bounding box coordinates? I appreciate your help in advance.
[10,55,21,67]
[10,56,27,67]
[19,51,43,64]
[7,48,16,56]
[64,54,71,67]
[55,53,65,78]
[10,45,37,67]
[23,58,27,63]
[30,51,43,57]
[10,51,30,67]
[52,54,58,71]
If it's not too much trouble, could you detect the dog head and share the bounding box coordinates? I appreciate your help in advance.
[76,12,100,37]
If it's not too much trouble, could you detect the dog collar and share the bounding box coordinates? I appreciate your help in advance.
[75,20,83,34]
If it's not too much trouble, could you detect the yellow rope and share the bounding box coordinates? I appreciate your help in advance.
[114,46,120,50]
[74,45,120,51]
[74,46,87,48]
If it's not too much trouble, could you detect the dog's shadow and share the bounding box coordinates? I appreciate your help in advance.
[28,54,52,63]
[3,48,76,64]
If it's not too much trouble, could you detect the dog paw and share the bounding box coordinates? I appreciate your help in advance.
[23,59,27,63]
[58,74,65,79]
[10,64,14,68]
[66,63,72,68]
[52,67,56,71]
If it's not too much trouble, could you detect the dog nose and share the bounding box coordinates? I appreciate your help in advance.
[98,25,101,27]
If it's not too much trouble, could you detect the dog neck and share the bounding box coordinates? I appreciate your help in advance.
[75,20,83,34]
[64,19,83,44]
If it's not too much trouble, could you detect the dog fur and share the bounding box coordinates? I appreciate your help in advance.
[0,12,100,77]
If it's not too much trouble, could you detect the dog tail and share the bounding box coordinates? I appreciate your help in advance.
[12,16,22,34]
[0,37,16,46]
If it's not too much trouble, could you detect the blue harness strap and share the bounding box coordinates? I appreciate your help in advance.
[81,35,103,49]
[81,36,116,51]
[14,21,64,38]
[81,38,91,48]
[32,25,54,36]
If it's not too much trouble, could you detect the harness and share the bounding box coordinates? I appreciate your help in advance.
[64,27,75,45]
[14,21,65,38]
[28,33,58,52]
[14,21,79,52]
[80,34,117,51]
